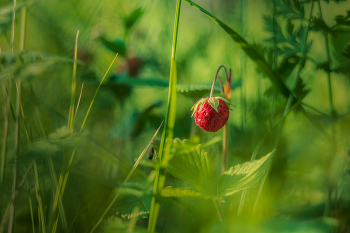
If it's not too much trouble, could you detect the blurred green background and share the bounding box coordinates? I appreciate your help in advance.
[0,0,350,232]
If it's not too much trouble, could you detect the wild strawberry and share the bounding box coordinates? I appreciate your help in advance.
[191,97,231,132]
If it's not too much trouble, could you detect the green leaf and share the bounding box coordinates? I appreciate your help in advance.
[123,7,144,31]
[98,37,127,56]
[104,216,148,233]
[183,0,297,103]
[24,126,86,158]
[113,195,152,219]
[208,98,219,112]
[177,81,241,99]
[177,84,218,99]
[310,16,332,34]
[160,187,212,199]
[217,149,275,197]
[109,75,169,87]
[166,141,216,196]
[0,51,69,81]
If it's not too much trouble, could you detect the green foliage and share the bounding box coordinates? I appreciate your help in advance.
[167,141,216,196]
[113,194,152,220]
[24,126,86,159]
[0,51,69,81]
[165,139,275,199]
[98,37,127,57]
[183,0,297,103]
[123,7,144,32]
[217,150,275,196]
[160,187,211,199]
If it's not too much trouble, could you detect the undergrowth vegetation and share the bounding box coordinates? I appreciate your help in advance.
[0,0,350,232]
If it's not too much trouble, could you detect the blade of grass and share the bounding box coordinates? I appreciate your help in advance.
[0,82,9,212]
[24,166,35,233]
[0,164,33,233]
[8,79,20,233]
[68,30,79,132]
[148,1,181,232]
[73,83,84,123]
[48,157,68,231]
[33,163,46,233]
[7,0,18,230]
[50,54,118,232]
[88,121,163,233]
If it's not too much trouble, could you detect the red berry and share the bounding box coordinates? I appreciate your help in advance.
[192,98,230,132]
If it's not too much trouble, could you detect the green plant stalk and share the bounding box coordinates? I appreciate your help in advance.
[33,163,46,233]
[214,200,224,223]
[24,166,35,233]
[222,124,227,174]
[239,0,246,133]
[316,0,336,217]
[252,0,315,212]
[270,0,277,128]
[68,30,79,132]
[238,91,309,215]
[8,0,18,230]
[148,0,181,232]
[50,54,118,232]
[0,82,9,213]
[316,2,335,118]
[48,157,68,231]
[88,122,163,233]
[8,77,20,233]
[0,164,33,233]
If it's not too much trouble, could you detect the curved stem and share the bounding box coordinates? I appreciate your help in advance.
[210,65,228,98]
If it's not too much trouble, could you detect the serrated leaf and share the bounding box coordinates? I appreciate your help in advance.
[160,187,211,199]
[208,98,219,112]
[177,84,218,99]
[166,142,216,196]
[217,149,275,197]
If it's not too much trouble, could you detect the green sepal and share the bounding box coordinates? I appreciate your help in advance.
[208,98,219,112]
[190,98,208,117]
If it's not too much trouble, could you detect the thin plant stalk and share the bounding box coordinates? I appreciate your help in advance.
[316,0,336,217]
[68,30,80,132]
[33,163,46,233]
[209,65,229,174]
[74,83,84,122]
[148,1,181,232]
[252,0,315,211]
[214,200,224,223]
[0,164,33,233]
[88,122,163,233]
[50,54,118,232]
[0,82,9,212]
[24,166,35,233]
[222,125,227,174]
[7,0,18,230]
[237,91,309,215]
[270,0,277,129]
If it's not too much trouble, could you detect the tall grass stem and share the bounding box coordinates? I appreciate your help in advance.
[148,1,181,232]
